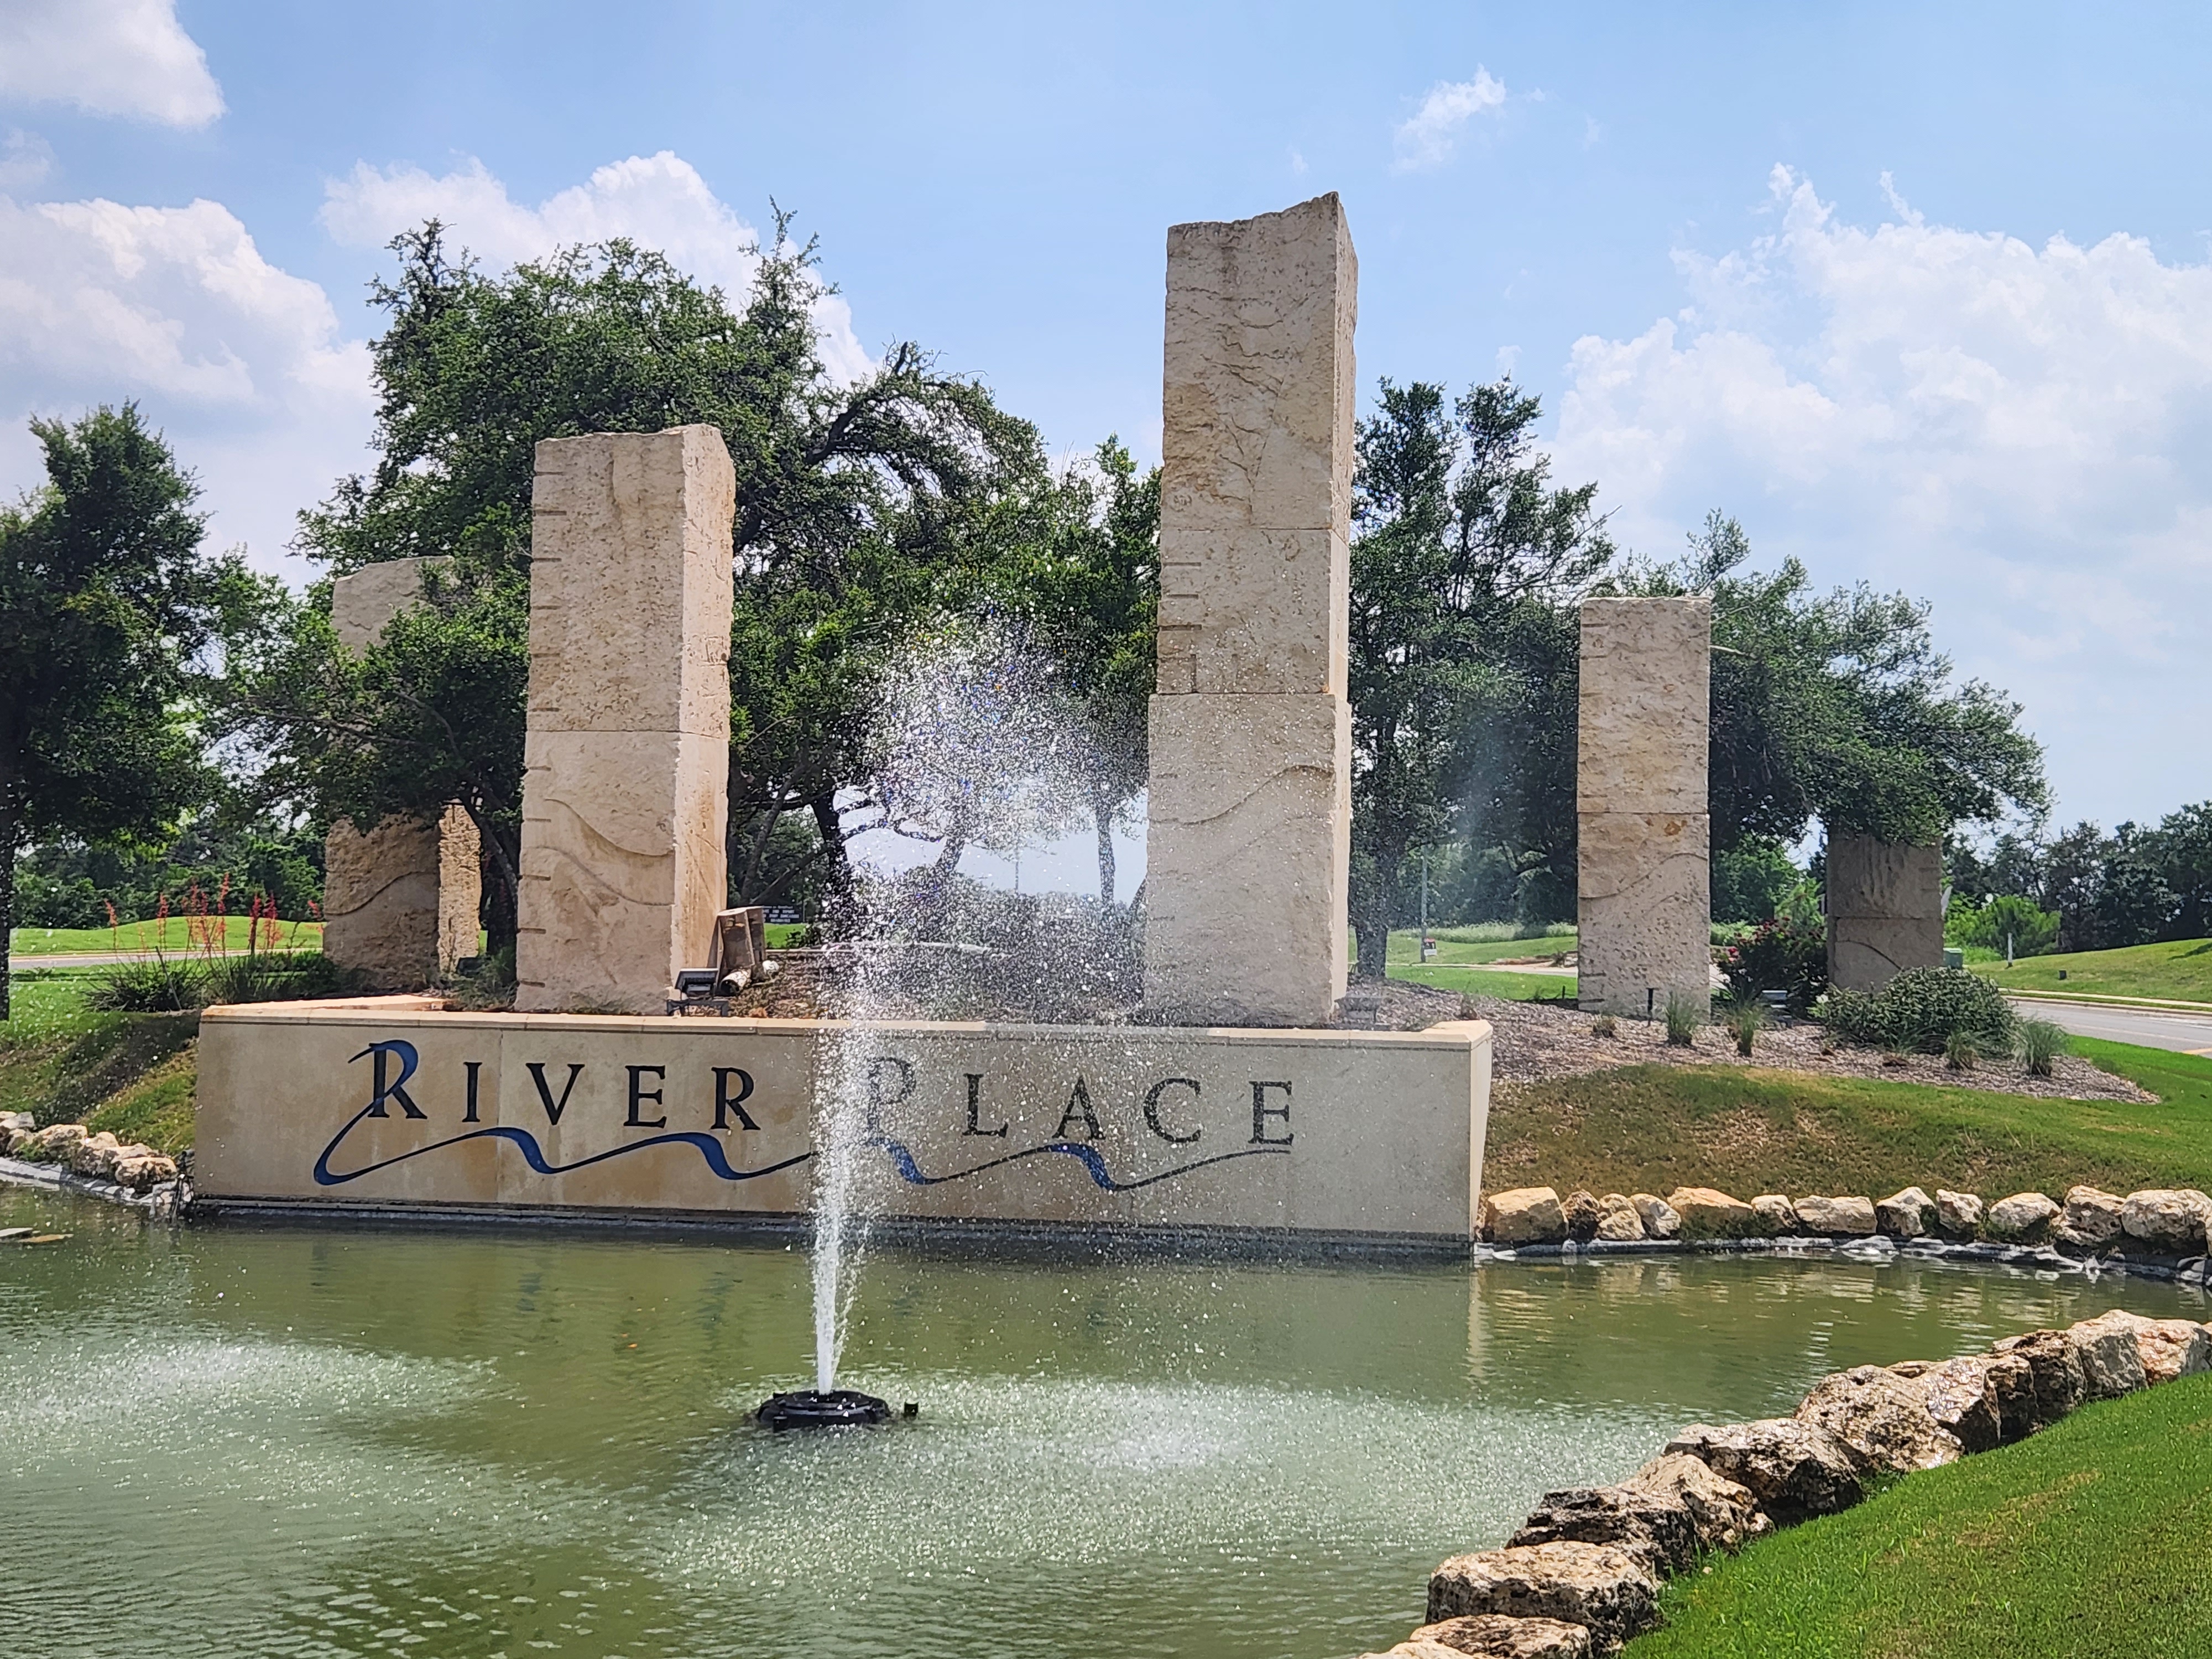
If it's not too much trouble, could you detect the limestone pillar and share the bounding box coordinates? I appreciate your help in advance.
[321,557,482,988]
[1141,192,1356,1027]
[1826,836,1944,992]
[517,426,734,1014]
[1577,596,1712,1018]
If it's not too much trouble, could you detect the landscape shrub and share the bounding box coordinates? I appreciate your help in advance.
[1824,966,2017,1055]
[206,951,357,1005]
[1720,916,1829,1011]
[1664,990,1701,1046]
[2015,1016,2069,1078]
[1725,997,1764,1056]
[88,958,206,1012]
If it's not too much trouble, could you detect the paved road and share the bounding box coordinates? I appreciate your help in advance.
[2010,997,2212,1056]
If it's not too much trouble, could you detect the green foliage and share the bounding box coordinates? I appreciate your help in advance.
[13,817,324,928]
[227,221,1047,947]
[1632,512,2048,848]
[974,437,1159,902]
[1943,1027,1980,1071]
[1725,997,1764,1056]
[1947,890,2059,956]
[1665,990,1702,1046]
[1951,804,2212,953]
[1348,379,1615,972]
[1825,966,2017,1054]
[1712,837,1802,923]
[205,951,357,1006]
[88,957,205,1012]
[0,405,243,1019]
[2015,1016,2068,1078]
[1628,1375,2212,1658]
[1719,916,1829,1011]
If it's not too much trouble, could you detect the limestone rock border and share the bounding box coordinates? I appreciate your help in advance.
[1363,1306,2212,1656]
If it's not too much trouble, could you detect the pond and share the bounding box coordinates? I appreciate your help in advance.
[2,1186,2201,1659]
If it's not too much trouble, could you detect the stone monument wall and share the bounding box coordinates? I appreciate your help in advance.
[1827,836,1944,992]
[1577,596,1712,1018]
[196,1003,1494,1243]
[1143,192,1357,1027]
[517,426,734,1014]
[322,557,480,988]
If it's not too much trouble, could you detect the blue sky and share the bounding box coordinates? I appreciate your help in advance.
[4,0,2210,882]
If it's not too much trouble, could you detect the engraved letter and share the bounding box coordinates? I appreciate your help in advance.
[1143,1077,1202,1145]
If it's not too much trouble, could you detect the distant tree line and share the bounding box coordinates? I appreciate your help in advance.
[1949,807,2212,954]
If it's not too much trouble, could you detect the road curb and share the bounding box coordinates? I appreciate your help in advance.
[2001,988,2212,1015]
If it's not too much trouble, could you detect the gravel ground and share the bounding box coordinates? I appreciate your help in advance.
[1465,994,2152,1103]
[691,959,2146,1105]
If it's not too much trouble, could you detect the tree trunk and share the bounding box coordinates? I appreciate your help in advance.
[1352,914,1389,983]
[476,817,520,961]
[1093,787,1117,906]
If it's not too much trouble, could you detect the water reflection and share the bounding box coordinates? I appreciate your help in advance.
[1,1187,2199,1659]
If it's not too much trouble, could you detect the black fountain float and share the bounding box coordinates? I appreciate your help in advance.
[756,1389,915,1430]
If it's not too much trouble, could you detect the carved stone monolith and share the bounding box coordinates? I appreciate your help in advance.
[516,426,734,1014]
[321,557,482,988]
[1577,596,1711,1019]
[1141,192,1356,1028]
[1827,836,1943,992]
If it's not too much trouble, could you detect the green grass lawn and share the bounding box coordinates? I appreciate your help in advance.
[2,969,198,1153]
[1973,936,2212,1005]
[9,915,326,956]
[1486,1039,2212,1201]
[1626,1372,2212,1657]
[1392,962,1582,1002]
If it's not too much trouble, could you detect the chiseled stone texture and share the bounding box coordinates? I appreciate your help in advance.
[331,556,446,651]
[1145,195,1356,1030]
[324,557,477,989]
[1142,691,1351,1026]
[1825,836,1944,993]
[518,426,734,1014]
[323,812,444,989]
[1156,192,1355,697]
[1576,597,1710,1018]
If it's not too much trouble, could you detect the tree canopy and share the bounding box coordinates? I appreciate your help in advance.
[0,405,239,1015]
[226,220,1056,951]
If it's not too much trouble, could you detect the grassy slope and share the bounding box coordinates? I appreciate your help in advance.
[1485,1040,2212,1200]
[3,971,200,1154]
[1973,936,2212,1004]
[1627,1373,2212,1658]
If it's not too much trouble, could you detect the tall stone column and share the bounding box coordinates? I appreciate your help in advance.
[1142,193,1355,1028]
[321,557,482,988]
[1827,836,1944,991]
[517,426,734,1014]
[1577,596,1712,1018]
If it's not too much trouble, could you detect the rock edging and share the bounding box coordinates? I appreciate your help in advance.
[1359,1308,2212,1657]
[0,1113,184,1218]
[1478,1183,2212,1282]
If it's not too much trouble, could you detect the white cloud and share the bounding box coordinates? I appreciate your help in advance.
[0,189,370,568]
[320,151,872,383]
[1392,70,1507,172]
[0,128,52,190]
[1548,167,2212,826]
[0,0,224,127]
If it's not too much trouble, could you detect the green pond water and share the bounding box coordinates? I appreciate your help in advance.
[2,1187,2202,1659]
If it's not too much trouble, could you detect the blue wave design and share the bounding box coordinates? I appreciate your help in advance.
[312,1100,813,1188]
[870,1135,1287,1192]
